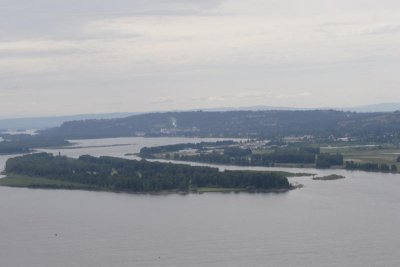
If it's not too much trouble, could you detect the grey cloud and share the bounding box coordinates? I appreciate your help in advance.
[366,24,400,35]
[0,0,222,40]
[0,0,400,117]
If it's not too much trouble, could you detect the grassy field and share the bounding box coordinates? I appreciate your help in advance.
[0,174,98,190]
[321,145,400,169]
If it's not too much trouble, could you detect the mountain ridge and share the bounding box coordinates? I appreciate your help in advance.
[1,103,400,130]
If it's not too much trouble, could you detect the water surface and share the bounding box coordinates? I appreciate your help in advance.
[0,137,399,266]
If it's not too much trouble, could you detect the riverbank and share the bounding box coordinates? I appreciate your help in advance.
[0,174,300,194]
[137,140,400,174]
[312,174,345,181]
[0,174,100,190]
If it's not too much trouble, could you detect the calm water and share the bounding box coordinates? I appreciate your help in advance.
[1,137,400,266]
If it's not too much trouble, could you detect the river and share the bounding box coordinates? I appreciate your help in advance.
[0,137,399,266]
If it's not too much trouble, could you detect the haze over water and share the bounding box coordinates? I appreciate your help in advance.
[0,137,399,266]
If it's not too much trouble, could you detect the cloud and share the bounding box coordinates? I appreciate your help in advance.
[275,92,311,99]
[0,0,400,117]
[364,24,400,35]
[151,97,176,104]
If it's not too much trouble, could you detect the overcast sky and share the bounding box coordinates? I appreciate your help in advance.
[0,0,399,118]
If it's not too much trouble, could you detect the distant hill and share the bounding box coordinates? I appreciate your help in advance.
[200,106,308,112]
[0,112,138,131]
[343,103,400,113]
[0,106,315,131]
[2,102,399,131]
[204,103,400,113]
[42,110,400,142]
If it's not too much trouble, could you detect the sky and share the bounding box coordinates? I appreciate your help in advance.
[0,0,400,118]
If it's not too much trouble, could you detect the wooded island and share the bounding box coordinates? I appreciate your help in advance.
[0,153,294,193]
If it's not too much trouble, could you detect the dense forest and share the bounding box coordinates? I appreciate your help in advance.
[140,141,236,155]
[0,134,69,155]
[41,110,400,142]
[3,153,292,192]
[139,143,344,169]
[345,161,398,173]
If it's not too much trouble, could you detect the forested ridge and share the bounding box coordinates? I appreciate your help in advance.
[41,110,400,142]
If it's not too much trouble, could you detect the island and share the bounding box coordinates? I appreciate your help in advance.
[312,174,345,181]
[0,153,298,193]
[0,134,69,155]
[138,140,400,173]
[138,141,343,169]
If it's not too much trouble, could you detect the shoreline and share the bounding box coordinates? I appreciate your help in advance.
[312,174,346,181]
[139,155,400,175]
[0,174,300,195]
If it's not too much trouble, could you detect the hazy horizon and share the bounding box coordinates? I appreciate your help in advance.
[1,0,400,117]
[1,101,400,121]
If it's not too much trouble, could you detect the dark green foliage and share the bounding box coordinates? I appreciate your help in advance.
[300,147,321,154]
[173,148,317,166]
[315,159,331,169]
[223,147,252,157]
[345,161,394,173]
[178,152,250,165]
[316,153,344,168]
[5,153,291,192]
[139,143,338,168]
[0,134,69,155]
[391,165,398,173]
[0,142,30,154]
[140,141,235,156]
[258,149,317,164]
[41,110,400,142]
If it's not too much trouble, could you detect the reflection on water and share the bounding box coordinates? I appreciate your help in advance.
[0,137,399,267]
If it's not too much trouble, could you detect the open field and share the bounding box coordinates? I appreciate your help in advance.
[0,174,98,190]
[321,145,400,169]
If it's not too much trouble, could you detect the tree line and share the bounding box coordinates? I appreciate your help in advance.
[42,110,400,143]
[140,140,236,156]
[0,134,69,155]
[140,144,343,169]
[345,161,398,173]
[5,153,292,192]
